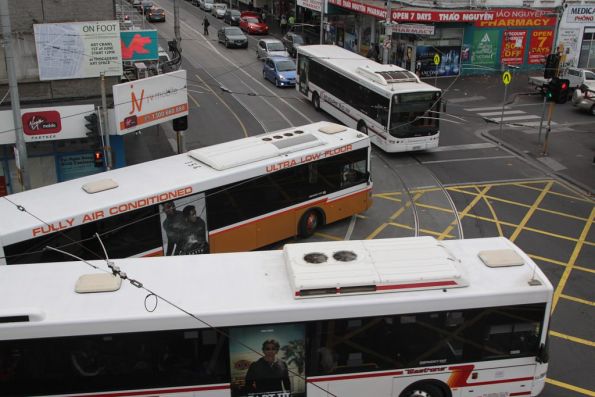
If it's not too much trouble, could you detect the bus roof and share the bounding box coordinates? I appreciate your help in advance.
[298,45,441,95]
[0,122,368,245]
[0,237,552,340]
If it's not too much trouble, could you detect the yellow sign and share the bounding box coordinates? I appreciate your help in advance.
[502,71,512,85]
[434,54,440,65]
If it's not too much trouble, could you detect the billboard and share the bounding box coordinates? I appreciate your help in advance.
[471,30,499,65]
[0,105,95,144]
[112,70,189,135]
[121,30,159,62]
[416,46,461,77]
[528,30,554,65]
[34,21,122,80]
[500,30,527,65]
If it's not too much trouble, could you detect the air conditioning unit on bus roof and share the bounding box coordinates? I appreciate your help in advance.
[284,237,469,299]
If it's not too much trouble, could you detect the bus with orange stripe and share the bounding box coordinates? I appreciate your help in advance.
[0,236,552,396]
[0,121,371,265]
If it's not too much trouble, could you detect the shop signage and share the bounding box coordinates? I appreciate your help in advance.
[566,6,594,23]
[113,70,189,135]
[33,21,122,80]
[297,0,323,12]
[471,30,499,65]
[120,30,159,61]
[327,1,556,27]
[528,30,554,64]
[0,105,95,145]
[393,24,435,35]
[501,30,527,65]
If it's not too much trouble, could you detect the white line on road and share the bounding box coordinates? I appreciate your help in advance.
[489,115,541,122]
[427,142,497,152]
[446,96,487,103]
[477,110,525,116]
[420,155,516,164]
[464,106,512,112]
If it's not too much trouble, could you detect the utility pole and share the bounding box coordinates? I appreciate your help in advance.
[319,0,325,44]
[100,73,112,170]
[174,0,181,51]
[1,0,30,190]
[383,0,392,64]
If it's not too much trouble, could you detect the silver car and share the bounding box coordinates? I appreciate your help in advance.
[256,38,290,60]
[572,82,595,115]
[211,3,227,18]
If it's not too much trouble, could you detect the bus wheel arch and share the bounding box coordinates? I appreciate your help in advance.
[357,120,368,135]
[312,91,321,111]
[298,208,325,237]
[400,380,451,397]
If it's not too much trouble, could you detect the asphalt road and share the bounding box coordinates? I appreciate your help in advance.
[125,1,594,395]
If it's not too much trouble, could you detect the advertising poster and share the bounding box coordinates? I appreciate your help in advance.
[159,193,208,256]
[120,30,159,61]
[528,30,554,64]
[34,21,122,80]
[416,46,461,77]
[471,30,499,65]
[230,324,305,397]
[112,70,189,134]
[557,28,580,65]
[500,30,527,65]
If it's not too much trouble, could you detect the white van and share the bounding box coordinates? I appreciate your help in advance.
[200,0,214,11]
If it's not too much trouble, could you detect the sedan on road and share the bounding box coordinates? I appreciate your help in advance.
[256,38,290,59]
[262,56,296,87]
[211,3,227,18]
[224,9,241,25]
[239,16,269,35]
[146,7,166,22]
[217,27,248,48]
[282,32,305,57]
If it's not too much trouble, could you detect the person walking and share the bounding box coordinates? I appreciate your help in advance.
[202,16,210,36]
[280,14,288,35]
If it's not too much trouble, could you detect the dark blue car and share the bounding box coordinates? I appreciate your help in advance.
[262,56,296,87]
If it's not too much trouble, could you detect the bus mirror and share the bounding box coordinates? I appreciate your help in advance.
[536,342,549,364]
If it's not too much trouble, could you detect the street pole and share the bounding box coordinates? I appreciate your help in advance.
[1,0,30,190]
[100,73,112,170]
[383,0,392,64]
[174,0,181,51]
[537,95,547,145]
[319,0,325,44]
[498,74,509,143]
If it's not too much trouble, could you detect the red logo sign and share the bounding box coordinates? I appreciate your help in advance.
[22,111,62,135]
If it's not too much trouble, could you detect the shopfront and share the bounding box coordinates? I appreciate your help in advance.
[325,1,557,76]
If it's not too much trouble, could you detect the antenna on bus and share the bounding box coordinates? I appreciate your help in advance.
[528,259,542,286]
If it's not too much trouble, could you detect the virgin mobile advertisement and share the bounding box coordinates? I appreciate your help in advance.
[229,324,305,397]
[416,45,461,77]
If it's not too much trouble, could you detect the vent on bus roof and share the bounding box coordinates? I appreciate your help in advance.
[478,249,524,268]
[356,67,418,85]
[75,273,122,293]
[82,179,119,194]
[284,237,468,299]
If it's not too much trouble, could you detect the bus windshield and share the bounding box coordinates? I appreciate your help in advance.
[390,92,441,138]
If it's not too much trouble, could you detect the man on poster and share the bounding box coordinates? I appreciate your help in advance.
[244,339,291,396]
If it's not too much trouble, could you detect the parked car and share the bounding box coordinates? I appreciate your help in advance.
[262,56,296,87]
[256,38,290,60]
[217,26,248,48]
[140,0,153,13]
[239,15,269,35]
[191,0,200,5]
[282,32,305,57]
[146,7,166,22]
[224,9,241,25]
[571,81,595,115]
[199,0,214,11]
[211,3,227,18]
[240,11,260,18]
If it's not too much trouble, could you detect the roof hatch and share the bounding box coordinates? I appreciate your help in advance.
[284,237,468,299]
[356,66,419,86]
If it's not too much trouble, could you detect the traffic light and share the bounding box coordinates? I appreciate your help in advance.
[173,115,188,131]
[93,150,104,168]
[544,54,560,79]
[84,112,100,142]
[549,77,570,104]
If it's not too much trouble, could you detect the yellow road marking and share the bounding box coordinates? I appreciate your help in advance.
[549,330,595,347]
[195,73,249,138]
[510,181,553,242]
[529,254,595,274]
[366,223,390,240]
[366,192,422,239]
[479,186,504,236]
[373,194,403,203]
[438,185,491,240]
[546,378,595,396]
[561,293,595,307]
[188,92,201,108]
[314,232,343,241]
[552,207,595,312]
[517,181,593,203]
[389,222,454,238]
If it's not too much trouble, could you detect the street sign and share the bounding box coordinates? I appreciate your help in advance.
[502,71,512,85]
[434,54,440,65]
[383,38,392,49]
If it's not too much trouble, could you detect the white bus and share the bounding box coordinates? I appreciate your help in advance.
[0,122,371,265]
[0,236,552,397]
[296,45,443,153]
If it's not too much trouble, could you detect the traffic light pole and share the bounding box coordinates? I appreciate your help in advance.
[100,73,112,170]
[383,0,392,64]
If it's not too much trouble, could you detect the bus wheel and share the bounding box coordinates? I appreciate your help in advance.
[299,210,320,237]
[357,121,368,135]
[312,92,321,111]
[402,384,445,397]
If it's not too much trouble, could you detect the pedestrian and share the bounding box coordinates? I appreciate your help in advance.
[288,14,295,31]
[261,9,266,22]
[202,16,210,36]
[280,14,287,35]
[366,43,377,61]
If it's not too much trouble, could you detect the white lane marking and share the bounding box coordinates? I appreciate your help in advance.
[515,120,558,127]
[446,96,487,103]
[464,106,511,111]
[420,155,516,164]
[427,142,497,152]
[489,115,541,122]
[477,110,525,116]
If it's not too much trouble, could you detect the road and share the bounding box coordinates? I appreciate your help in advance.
[123,1,594,395]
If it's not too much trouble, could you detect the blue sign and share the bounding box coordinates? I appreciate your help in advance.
[120,30,159,61]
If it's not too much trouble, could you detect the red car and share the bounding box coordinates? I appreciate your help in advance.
[239,15,269,35]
